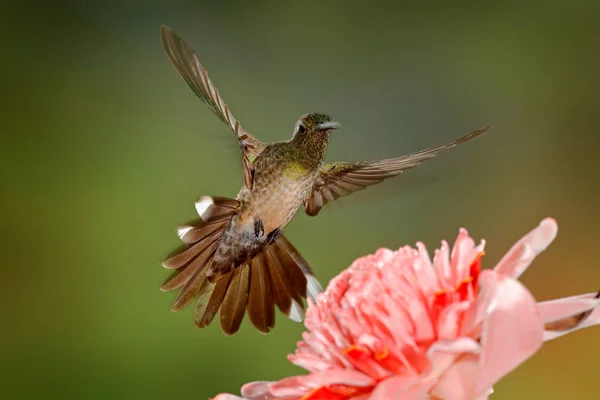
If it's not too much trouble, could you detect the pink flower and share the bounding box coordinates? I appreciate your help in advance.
[213,218,599,400]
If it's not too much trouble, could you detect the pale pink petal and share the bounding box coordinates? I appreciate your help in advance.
[288,352,334,372]
[436,301,472,339]
[494,218,558,279]
[405,301,436,344]
[426,338,481,393]
[214,218,598,400]
[475,270,544,394]
[537,292,599,324]
[414,242,438,293]
[449,228,477,284]
[369,375,430,400]
[427,337,481,355]
[241,381,279,399]
[212,394,247,400]
[269,370,375,398]
[297,369,375,388]
[267,377,308,397]
[431,354,479,400]
[433,240,452,289]
[544,305,600,341]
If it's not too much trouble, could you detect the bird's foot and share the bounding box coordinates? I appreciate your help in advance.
[254,218,265,237]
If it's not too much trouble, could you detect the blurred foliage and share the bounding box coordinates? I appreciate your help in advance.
[1,1,599,399]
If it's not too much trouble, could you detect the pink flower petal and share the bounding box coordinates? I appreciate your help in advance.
[269,370,375,398]
[431,354,480,400]
[369,375,430,400]
[433,240,452,289]
[436,301,472,339]
[542,293,600,341]
[427,337,481,356]
[343,343,391,380]
[288,352,336,372]
[297,369,375,389]
[267,377,309,397]
[449,228,477,285]
[426,338,482,394]
[212,394,247,400]
[475,270,544,394]
[537,292,599,325]
[414,242,438,293]
[241,381,279,399]
[214,218,597,400]
[494,218,557,279]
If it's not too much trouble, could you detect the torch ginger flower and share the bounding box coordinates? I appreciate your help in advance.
[214,218,599,400]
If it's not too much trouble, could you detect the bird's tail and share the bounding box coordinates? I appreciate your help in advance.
[161,196,322,335]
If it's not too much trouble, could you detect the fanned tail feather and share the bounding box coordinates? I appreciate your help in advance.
[161,196,322,335]
[247,253,275,333]
[162,196,238,310]
[219,266,250,335]
[264,247,294,316]
[276,235,322,302]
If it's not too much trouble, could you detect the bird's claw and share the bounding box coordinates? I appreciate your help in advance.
[254,218,265,237]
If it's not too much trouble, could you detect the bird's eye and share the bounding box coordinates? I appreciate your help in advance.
[297,123,306,134]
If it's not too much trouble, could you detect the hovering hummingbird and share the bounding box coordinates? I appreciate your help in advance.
[159,25,492,335]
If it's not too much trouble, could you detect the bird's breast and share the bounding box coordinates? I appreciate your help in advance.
[249,163,316,233]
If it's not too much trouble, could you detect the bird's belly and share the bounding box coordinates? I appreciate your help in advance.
[253,175,313,233]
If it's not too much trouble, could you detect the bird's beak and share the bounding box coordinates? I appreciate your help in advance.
[317,121,340,131]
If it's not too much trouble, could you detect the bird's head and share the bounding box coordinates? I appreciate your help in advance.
[293,113,340,139]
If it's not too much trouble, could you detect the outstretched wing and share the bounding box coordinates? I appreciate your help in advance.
[160,25,265,189]
[304,126,492,216]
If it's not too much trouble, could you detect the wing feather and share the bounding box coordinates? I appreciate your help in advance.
[160,25,265,189]
[304,126,491,216]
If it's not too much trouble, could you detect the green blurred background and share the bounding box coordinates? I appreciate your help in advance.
[2,1,599,399]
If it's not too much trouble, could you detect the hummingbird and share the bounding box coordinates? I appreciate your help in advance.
[159,25,492,335]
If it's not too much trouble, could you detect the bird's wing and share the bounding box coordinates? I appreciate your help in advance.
[160,25,266,189]
[304,126,492,216]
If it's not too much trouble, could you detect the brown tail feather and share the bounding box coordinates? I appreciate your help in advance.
[162,236,215,270]
[177,217,230,245]
[194,196,239,219]
[247,253,276,333]
[195,272,233,328]
[264,247,294,316]
[276,236,322,302]
[219,266,250,335]
[170,253,216,311]
[194,235,320,334]
[193,279,216,326]
[161,196,323,334]
[162,196,238,310]
[270,241,310,302]
[161,241,218,292]
[194,236,315,334]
